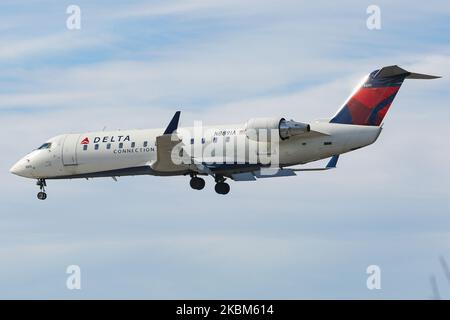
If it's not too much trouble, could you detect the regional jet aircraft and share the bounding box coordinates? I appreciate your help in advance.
[10,65,439,199]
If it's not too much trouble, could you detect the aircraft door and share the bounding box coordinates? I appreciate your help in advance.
[62,134,80,165]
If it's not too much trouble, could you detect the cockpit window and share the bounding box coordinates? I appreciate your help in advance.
[37,143,52,150]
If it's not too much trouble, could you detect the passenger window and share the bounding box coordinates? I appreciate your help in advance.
[143,141,148,147]
[190,138,194,145]
[95,144,99,150]
[83,145,88,151]
[107,143,111,149]
[119,143,123,149]
[201,138,205,144]
[131,142,135,148]
[213,137,218,143]
[324,141,332,146]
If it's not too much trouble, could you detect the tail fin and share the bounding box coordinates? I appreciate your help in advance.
[330,65,440,126]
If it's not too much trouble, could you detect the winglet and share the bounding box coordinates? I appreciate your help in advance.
[326,155,339,169]
[163,111,181,134]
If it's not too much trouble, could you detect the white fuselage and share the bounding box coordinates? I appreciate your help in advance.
[10,121,381,180]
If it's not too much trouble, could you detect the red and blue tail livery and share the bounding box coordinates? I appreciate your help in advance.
[330,65,439,126]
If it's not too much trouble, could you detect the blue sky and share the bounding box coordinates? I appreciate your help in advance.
[1,0,450,299]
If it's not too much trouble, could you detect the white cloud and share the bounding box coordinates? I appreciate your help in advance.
[0,32,114,61]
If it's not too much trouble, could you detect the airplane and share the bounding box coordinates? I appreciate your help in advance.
[10,65,439,199]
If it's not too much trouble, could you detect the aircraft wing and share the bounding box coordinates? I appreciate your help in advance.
[151,111,338,178]
[290,155,339,171]
[192,155,339,181]
[150,111,190,173]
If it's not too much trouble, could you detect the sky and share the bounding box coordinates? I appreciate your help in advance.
[1,0,450,299]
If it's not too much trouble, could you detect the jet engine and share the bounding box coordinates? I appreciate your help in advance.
[244,117,310,142]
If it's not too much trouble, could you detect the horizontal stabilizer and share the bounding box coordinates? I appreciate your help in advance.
[406,72,441,80]
[376,65,440,80]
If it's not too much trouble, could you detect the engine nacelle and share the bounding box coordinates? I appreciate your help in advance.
[244,117,310,142]
[279,119,310,140]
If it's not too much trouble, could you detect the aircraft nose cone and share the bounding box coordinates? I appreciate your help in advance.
[10,160,29,177]
[10,162,23,175]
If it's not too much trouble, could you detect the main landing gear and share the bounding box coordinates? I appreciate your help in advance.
[188,174,230,194]
[214,176,230,195]
[190,176,206,190]
[36,179,47,200]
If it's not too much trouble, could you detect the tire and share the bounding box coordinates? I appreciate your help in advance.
[190,177,205,190]
[37,192,47,200]
[214,182,230,195]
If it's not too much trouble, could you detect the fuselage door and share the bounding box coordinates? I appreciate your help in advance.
[62,134,80,165]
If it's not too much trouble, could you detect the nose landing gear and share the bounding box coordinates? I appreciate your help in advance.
[36,179,47,200]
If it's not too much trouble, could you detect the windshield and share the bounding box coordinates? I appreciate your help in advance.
[37,142,52,150]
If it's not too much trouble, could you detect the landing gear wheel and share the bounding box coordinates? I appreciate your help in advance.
[36,179,47,200]
[37,192,47,200]
[190,177,205,190]
[215,182,230,195]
